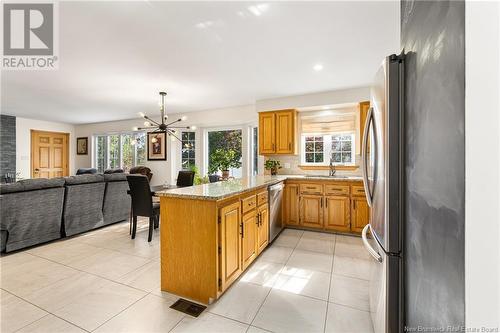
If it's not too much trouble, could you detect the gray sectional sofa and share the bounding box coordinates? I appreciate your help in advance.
[0,174,131,253]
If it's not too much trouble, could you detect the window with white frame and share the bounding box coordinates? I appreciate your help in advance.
[94,132,146,173]
[181,131,196,170]
[301,133,355,165]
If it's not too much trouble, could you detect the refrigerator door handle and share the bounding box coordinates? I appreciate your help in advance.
[361,106,374,207]
[362,224,382,263]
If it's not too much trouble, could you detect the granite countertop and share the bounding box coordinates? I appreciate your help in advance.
[155,175,363,201]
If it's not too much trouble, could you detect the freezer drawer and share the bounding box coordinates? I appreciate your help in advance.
[362,224,402,333]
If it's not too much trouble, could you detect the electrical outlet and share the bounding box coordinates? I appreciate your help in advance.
[284,163,291,169]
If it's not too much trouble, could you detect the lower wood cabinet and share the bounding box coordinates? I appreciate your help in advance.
[284,181,370,234]
[219,202,242,292]
[351,196,370,233]
[324,196,351,232]
[284,183,300,225]
[257,204,269,254]
[241,211,258,270]
[300,195,323,228]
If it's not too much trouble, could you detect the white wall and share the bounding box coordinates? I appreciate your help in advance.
[255,86,370,111]
[465,0,500,328]
[16,117,76,180]
[74,87,371,185]
[74,104,258,185]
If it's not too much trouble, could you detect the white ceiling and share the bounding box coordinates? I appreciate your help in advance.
[1,1,400,124]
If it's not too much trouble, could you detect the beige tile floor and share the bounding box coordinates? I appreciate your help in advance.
[1,219,374,333]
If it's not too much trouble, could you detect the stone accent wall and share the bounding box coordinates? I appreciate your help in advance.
[0,115,16,182]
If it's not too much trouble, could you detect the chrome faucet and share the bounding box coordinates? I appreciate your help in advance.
[329,157,336,176]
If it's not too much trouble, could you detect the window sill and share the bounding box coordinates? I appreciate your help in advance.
[298,165,359,171]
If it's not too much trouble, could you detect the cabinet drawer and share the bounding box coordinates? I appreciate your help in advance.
[351,185,366,196]
[325,184,350,196]
[241,195,257,214]
[300,183,323,195]
[257,190,268,206]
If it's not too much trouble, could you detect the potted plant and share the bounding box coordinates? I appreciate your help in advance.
[209,149,242,180]
[265,159,282,175]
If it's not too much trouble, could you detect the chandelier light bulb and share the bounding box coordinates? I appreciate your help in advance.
[190,125,197,130]
[151,137,158,143]
[132,126,139,131]
[181,116,187,121]
[144,121,151,127]
[139,112,145,118]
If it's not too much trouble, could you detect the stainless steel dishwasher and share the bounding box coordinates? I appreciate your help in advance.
[268,182,284,242]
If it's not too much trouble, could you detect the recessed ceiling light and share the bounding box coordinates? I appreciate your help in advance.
[313,64,323,71]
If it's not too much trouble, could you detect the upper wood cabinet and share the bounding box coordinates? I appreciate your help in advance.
[218,202,242,292]
[359,101,370,153]
[258,109,297,155]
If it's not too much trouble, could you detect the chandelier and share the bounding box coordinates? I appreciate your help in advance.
[133,91,196,144]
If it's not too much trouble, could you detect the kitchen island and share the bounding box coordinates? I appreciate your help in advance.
[156,175,366,305]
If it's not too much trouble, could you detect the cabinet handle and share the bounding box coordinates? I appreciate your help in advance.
[296,187,298,195]
[288,142,291,150]
[353,200,356,209]
[240,222,244,238]
[306,186,316,190]
[272,143,275,150]
[321,197,323,208]
[256,213,260,226]
[326,198,328,208]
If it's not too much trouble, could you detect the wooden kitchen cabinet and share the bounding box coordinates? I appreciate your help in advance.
[257,204,269,254]
[324,196,351,232]
[218,201,242,292]
[351,196,370,233]
[258,109,296,155]
[359,101,371,153]
[300,195,323,229]
[241,211,258,270]
[259,112,276,154]
[284,183,300,225]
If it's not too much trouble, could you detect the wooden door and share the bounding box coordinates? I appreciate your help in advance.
[219,202,242,291]
[259,113,276,154]
[257,205,269,254]
[275,110,295,154]
[31,130,69,178]
[241,211,258,270]
[351,197,370,233]
[324,196,351,232]
[300,195,323,229]
[285,183,300,225]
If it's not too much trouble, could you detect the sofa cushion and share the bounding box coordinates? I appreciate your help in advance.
[104,168,124,174]
[104,173,127,182]
[0,178,65,194]
[64,174,104,185]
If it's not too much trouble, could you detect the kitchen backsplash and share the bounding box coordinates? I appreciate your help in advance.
[264,154,362,176]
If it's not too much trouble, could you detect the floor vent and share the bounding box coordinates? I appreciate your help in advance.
[170,298,206,317]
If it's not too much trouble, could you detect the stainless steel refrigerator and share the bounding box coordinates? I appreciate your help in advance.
[361,54,404,333]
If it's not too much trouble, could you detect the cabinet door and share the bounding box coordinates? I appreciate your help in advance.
[300,195,323,229]
[241,212,258,270]
[257,205,269,254]
[285,183,300,225]
[351,197,370,233]
[359,101,371,153]
[324,196,350,232]
[275,110,295,154]
[219,202,242,291]
[259,113,276,154]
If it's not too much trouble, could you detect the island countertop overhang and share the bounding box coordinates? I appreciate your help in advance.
[155,175,363,201]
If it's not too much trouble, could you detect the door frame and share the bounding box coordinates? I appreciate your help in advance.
[30,130,70,178]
